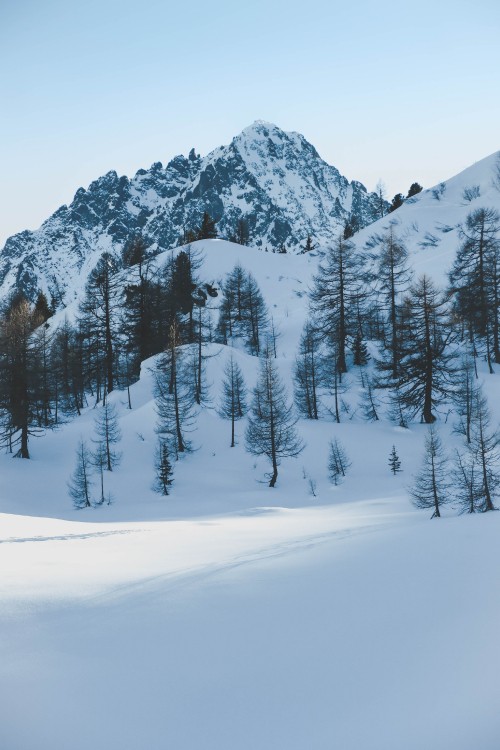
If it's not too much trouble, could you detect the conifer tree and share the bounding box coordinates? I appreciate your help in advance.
[68,439,93,508]
[468,387,500,511]
[50,319,85,418]
[34,291,52,322]
[33,321,54,428]
[452,352,477,444]
[407,182,423,198]
[216,265,269,355]
[454,448,478,515]
[374,180,387,219]
[302,235,315,253]
[388,193,405,213]
[245,352,303,487]
[93,401,122,471]
[358,374,380,422]
[154,322,196,456]
[343,214,361,239]
[398,275,455,423]
[324,342,349,423]
[154,440,174,495]
[388,382,408,428]
[352,331,369,366]
[388,445,402,475]
[328,438,351,485]
[449,208,500,367]
[409,426,451,518]
[245,273,269,355]
[0,295,45,458]
[294,322,322,420]
[216,262,247,342]
[235,217,250,246]
[92,441,107,505]
[375,227,412,383]
[310,234,362,377]
[219,353,247,447]
[122,236,158,376]
[79,252,121,398]
[197,211,217,240]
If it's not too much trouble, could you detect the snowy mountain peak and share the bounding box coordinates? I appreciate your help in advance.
[1,122,384,305]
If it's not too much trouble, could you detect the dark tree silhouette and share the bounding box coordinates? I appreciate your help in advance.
[246,353,303,487]
[409,426,451,518]
[219,353,247,447]
[68,439,93,508]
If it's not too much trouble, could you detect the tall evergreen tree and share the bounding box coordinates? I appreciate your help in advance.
[398,275,455,423]
[79,252,121,398]
[219,353,247,447]
[245,353,303,487]
[293,322,322,419]
[452,352,477,444]
[310,234,362,377]
[358,374,380,422]
[34,291,52,323]
[468,387,500,512]
[409,426,451,518]
[122,236,158,376]
[68,439,93,508]
[154,322,197,456]
[449,208,500,367]
[234,217,250,246]
[352,331,369,366]
[93,401,122,471]
[375,227,413,383]
[0,296,46,458]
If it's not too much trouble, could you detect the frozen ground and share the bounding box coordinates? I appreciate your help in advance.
[1,498,500,750]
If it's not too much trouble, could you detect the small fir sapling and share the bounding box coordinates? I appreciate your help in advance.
[409,425,451,518]
[328,438,351,485]
[154,440,174,496]
[388,445,402,475]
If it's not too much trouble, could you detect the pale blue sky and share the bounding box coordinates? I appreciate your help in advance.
[1,0,499,245]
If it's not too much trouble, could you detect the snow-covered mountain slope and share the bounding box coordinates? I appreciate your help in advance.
[352,150,500,286]
[0,121,383,304]
[3,147,500,748]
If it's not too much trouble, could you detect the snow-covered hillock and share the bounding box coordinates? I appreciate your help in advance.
[352,151,500,286]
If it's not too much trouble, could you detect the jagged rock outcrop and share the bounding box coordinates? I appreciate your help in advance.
[0,121,384,303]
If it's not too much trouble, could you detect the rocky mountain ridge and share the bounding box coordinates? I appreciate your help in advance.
[0,121,383,305]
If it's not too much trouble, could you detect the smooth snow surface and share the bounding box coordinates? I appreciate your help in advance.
[3,146,500,749]
[1,503,500,750]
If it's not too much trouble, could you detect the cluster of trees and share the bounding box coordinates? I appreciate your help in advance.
[373,181,423,218]
[387,182,423,214]
[0,235,216,461]
[68,403,121,507]
[216,263,270,355]
[294,207,500,434]
[411,380,500,517]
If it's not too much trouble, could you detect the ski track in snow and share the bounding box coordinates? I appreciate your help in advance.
[0,528,141,544]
